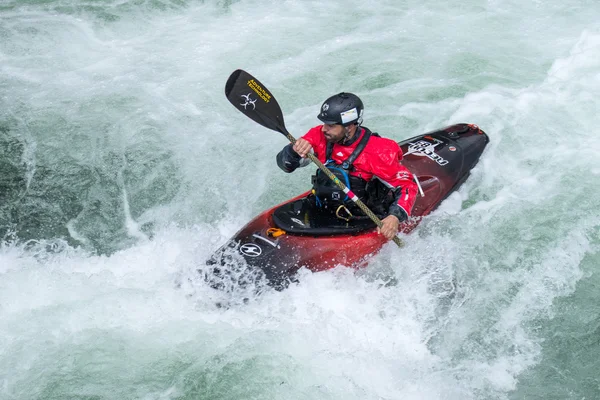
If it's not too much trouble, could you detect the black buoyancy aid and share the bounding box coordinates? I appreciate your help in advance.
[311,128,377,211]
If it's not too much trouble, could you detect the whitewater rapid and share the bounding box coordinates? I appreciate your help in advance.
[1,1,599,399]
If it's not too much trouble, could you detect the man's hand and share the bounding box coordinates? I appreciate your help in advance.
[378,215,400,240]
[293,138,313,158]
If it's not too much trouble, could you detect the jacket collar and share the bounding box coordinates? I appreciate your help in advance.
[339,127,364,146]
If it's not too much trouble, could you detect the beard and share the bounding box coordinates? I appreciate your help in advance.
[324,127,348,143]
[324,133,338,143]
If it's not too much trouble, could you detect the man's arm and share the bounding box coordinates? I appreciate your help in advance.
[388,187,412,222]
[371,141,418,239]
[276,143,312,173]
[376,181,416,240]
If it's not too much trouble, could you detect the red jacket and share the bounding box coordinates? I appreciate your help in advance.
[302,125,418,217]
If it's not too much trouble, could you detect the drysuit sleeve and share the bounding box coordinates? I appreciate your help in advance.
[276,144,311,173]
[388,187,414,222]
[368,139,418,221]
[384,172,418,222]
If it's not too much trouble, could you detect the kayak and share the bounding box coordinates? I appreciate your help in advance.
[205,123,489,290]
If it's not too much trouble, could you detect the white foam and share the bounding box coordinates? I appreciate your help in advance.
[2,1,599,399]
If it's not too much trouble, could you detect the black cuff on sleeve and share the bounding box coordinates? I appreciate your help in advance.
[276,144,302,173]
[387,204,408,222]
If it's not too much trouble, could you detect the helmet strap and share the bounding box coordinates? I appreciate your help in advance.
[341,123,359,144]
[340,125,350,144]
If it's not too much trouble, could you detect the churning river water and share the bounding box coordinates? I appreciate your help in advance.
[1,0,600,399]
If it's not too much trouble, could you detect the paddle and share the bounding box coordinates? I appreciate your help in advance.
[224,69,403,247]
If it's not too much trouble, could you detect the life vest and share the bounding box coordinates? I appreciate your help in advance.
[311,128,374,211]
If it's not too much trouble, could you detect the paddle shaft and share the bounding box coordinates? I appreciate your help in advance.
[280,129,404,248]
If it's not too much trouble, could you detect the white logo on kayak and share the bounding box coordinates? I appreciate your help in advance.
[291,217,305,226]
[405,139,449,166]
[239,243,262,257]
[240,93,257,110]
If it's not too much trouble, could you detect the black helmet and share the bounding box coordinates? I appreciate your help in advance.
[317,92,364,127]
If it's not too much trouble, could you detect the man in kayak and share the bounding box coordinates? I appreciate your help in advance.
[276,92,418,240]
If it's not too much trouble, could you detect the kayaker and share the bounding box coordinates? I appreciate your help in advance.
[276,92,418,240]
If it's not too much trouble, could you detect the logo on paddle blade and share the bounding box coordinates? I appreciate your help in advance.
[246,79,271,103]
[239,243,262,257]
[240,93,257,110]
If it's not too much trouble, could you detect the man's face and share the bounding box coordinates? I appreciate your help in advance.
[321,123,346,143]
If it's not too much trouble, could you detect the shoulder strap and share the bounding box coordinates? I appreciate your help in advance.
[325,141,334,161]
[365,126,381,137]
[324,127,377,169]
[341,128,372,170]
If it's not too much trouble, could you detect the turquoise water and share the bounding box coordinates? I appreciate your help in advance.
[1,1,599,399]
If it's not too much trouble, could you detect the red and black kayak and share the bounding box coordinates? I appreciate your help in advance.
[204,71,489,290]
[207,122,488,289]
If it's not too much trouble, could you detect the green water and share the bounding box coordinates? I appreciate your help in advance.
[1,0,599,399]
